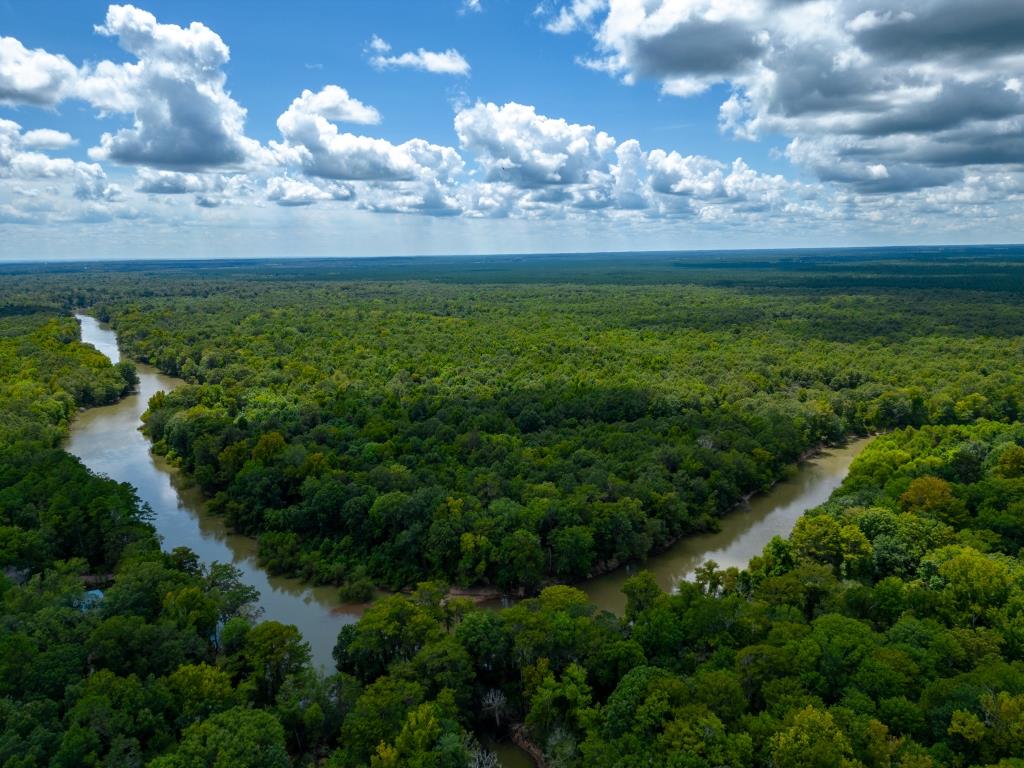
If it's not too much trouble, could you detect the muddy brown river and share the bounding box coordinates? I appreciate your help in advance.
[67,313,871,765]
[66,315,363,669]
[580,436,873,613]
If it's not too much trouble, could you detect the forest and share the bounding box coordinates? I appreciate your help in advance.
[2,249,1024,767]
[105,274,1024,593]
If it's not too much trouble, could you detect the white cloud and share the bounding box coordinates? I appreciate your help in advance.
[20,128,77,150]
[0,35,78,106]
[846,10,916,34]
[81,4,264,170]
[368,35,391,53]
[447,100,810,223]
[647,150,727,198]
[455,101,616,188]
[369,37,471,75]
[461,0,482,14]
[7,151,80,179]
[540,0,1024,194]
[278,85,381,129]
[545,0,607,34]
[135,169,214,194]
[275,127,457,183]
[266,176,353,206]
[73,164,123,202]
[356,178,462,216]
[0,118,122,215]
[610,139,647,209]
[1,119,103,181]
[273,86,463,182]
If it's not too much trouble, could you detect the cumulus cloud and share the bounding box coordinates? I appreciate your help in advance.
[446,100,813,223]
[455,101,616,187]
[0,118,122,221]
[20,129,77,150]
[273,85,463,182]
[540,0,1024,194]
[356,178,462,216]
[132,169,258,208]
[0,119,112,189]
[369,36,470,75]
[73,164,123,202]
[80,4,263,170]
[266,176,353,206]
[0,36,78,106]
[278,85,381,129]
[275,127,460,183]
[135,169,213,194]
[545,0,607,34]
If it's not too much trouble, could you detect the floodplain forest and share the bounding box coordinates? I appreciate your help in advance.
[3,247,1024,768]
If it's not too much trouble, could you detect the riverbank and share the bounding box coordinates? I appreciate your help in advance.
[579,435,874,614]
[74,311,874,621]
[70,311,876,768]
[67,313,363,671]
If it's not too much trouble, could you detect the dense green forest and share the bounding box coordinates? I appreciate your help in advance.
[0,311,140,573]
[0,306,320,767]
[98,277,1024,593]
[4,250,1024,767]
[319,420,1024,768]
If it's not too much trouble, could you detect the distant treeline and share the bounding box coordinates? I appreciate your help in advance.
[3,244,1024,289]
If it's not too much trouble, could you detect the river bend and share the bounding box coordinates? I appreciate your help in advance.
[67,313,872,663]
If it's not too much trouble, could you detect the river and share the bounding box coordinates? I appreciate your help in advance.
[67,314,870,766]
[66,314,362,670]
[580,436,873,614]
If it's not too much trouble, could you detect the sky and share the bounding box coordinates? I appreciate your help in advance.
[0,0,1022,259]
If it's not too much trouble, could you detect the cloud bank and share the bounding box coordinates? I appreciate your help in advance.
[538,0,1024,195]
[0,1,1022,254]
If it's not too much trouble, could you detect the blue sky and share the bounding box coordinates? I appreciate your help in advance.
[3,2,786,165]
[1,0,1022,258]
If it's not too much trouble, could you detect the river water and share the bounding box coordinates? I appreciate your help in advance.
[580,436,873,614]
[67,313,871,749]
[66,314,362,670]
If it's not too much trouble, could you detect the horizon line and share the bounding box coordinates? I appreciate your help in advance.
[5,241,1024,265]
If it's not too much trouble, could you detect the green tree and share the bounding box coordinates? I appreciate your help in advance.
[165,664,237,727]
[149,707,288,768]
[769,706,853,768]
[242,622,312,704]
[495,529,545,593]
[900,476,968,528]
